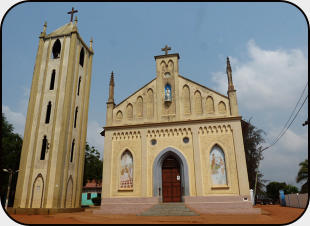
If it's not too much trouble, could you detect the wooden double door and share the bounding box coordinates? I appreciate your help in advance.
[162,156,182,202]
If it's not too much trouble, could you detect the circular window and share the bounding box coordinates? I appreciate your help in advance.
[183,137,189,143]
[164,72,171,78]
[151,139,157,145]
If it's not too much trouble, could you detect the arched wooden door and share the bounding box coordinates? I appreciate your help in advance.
[162,156,181,202]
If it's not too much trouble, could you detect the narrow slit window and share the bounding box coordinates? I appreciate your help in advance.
[70,139,75,162]
[45,101,52,124]
[50,70,56,90]
[79,48,85,67]
[77,77,81,96]
[40,136,48,160]
[74,107,78,128]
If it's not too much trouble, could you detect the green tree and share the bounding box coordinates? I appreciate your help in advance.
[266,181,287,203]
[0,113,23,207]
[241,119,267,196]
[284,184,299,194]
[296,159,308,193]
[83,143,103,186]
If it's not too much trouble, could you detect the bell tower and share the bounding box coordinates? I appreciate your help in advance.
[14,10,94,210]
[154,45,180,121]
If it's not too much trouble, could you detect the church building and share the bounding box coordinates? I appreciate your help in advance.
[98,46,259,214]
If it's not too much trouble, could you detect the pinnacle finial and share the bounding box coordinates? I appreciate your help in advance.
[90,37,93,48]
[43,21,47,33]
[74,16,78,25]
[110,71,115,86]
[226,56,232,73]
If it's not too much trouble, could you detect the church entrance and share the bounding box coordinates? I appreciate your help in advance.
[162,155,181,202]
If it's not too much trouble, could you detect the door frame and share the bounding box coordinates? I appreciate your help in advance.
[152,147,190,202]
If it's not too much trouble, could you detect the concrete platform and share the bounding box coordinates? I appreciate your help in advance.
[7,207,84,215]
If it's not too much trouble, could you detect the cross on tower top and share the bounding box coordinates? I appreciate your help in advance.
[67,7,78,22]
[161,45,171,55]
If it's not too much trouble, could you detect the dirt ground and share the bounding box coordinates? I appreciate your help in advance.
[7,205,307,224]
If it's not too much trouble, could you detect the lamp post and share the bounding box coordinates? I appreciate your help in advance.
[3,169,19,210]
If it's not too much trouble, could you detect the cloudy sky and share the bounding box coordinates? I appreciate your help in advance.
[2,1,308,193]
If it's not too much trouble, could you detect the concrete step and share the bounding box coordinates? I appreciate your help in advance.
[139,203,199,216]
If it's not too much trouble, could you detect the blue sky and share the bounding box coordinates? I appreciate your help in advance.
[1,1,308,193]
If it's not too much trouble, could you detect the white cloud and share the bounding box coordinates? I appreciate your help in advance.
[2,105,26,137]
[212,40,307,112]
[211,40,308,188]
[86,120,105,157]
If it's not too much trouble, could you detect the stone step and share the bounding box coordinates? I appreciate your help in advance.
[139,203,199,216]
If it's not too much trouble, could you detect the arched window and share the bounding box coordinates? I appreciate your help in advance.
[126,104,133,120]
[206,96,215,114]
[79,48,85,67]
[182,85,191,115]
[52,39,61,59]
[50,70,56,90]
[70,139,75,162]
[136,96,143,118]
[164,84,172,102]
[146,89,154,120]
[74,107,78,128]
[45,101,52,124]
[218,101,227,114]
[210,145,227,185]
[119,150,133,189]
[40,136,48,160]
[77,77,81,96]
[194,91,202,115]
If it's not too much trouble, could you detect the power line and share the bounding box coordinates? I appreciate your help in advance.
[270,82,308,146]
[262,94,308,152]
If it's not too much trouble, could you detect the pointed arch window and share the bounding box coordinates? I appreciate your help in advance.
[210,145,227,185]
[45,101,52,124]
[74,107,78,128]
[52,39,61,59]
[79,48,85,67]
[119,150,133,189]
[70,139,75,162]
[50,70,56,90]
[40,136,48,160]
[77,77,81,96]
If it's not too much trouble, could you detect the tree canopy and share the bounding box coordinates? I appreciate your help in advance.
[83,143,103,186]
[266,181,299,203]
[296,159,308,193]
[1,113,23,207]
[241,119,267,196]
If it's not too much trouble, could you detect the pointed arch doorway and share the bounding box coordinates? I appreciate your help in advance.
[153,147,190,203]
[162,155,181,202]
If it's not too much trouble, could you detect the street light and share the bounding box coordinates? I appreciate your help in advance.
[2,169,19,210]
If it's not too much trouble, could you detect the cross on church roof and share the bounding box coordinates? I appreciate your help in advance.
[67,7,78,22]
[161,45,171,55]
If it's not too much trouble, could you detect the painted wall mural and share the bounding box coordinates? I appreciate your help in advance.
[120,151,133,189]
[210,145,227,185]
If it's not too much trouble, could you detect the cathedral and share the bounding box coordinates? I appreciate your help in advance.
[97,46,259,214]
[12,11,259,215]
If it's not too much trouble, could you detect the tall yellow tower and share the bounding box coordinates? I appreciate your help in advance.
[13,11,94,212]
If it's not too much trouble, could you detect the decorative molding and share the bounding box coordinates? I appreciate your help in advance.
[198,124,232,135]
[112,131,141,140]
[147,127,192,138]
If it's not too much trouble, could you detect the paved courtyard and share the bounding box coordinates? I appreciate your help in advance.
[7,204,307,224]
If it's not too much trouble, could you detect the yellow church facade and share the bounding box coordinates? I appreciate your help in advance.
[98,48,259,214]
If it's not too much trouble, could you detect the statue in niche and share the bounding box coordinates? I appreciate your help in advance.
[165,84,172,102]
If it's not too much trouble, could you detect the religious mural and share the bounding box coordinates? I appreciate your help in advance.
[119,151,133,189]
[210,146,227,185]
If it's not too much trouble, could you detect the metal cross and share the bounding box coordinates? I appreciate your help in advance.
[67,7,78,22]
[161,45,171,55]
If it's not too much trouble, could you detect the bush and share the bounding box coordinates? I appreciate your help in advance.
[92,197,101,206]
